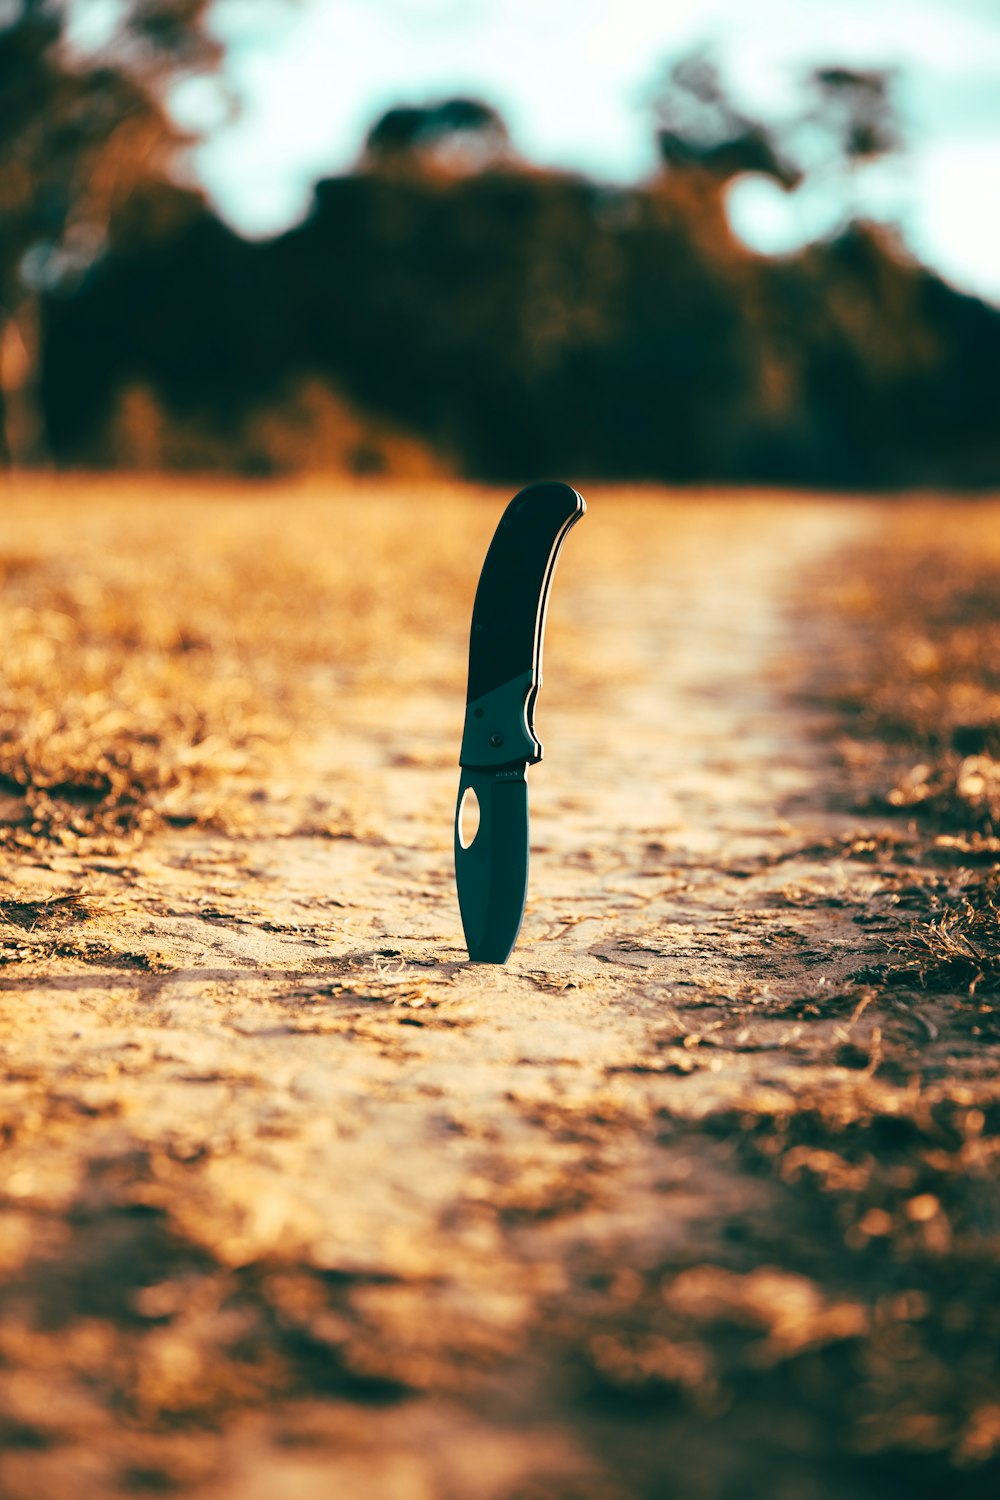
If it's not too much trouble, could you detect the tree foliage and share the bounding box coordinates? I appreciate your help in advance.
[809,65,902,167]
[0,0,220,461]
[6,24,997,487]
[363,96,510,173]
[652,50,801,189]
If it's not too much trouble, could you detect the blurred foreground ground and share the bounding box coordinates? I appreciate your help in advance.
[1,479,999,1500]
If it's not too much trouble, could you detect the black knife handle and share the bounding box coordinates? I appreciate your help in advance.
[465,481,585,704]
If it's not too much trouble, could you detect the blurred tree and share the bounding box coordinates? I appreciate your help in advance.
[805,65,903,225]
[362,96,511,174]
[809,65,901,169]
[653,50,802,191]
[36,49,1000,488]
[0,0,221,465]
[652,51,904,241]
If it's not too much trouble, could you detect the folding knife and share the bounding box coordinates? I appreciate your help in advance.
[455,481,586,963]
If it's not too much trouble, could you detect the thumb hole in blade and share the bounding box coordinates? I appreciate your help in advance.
[458,785,481,849]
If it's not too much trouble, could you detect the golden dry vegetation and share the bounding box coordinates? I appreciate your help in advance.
[812,506,1000,998]
[1,477,999,1500]
[0,476,484,851]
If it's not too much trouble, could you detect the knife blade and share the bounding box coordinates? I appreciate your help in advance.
[455,481,586,963]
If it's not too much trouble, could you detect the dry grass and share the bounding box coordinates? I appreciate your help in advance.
[0,474,487,850]
[820,504,1000,831]
[811,503,1000,1000]
[893,892,1000,997]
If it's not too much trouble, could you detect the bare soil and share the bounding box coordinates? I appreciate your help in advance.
[1,479,998,1500]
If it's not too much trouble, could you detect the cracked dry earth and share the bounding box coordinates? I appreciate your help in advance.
[1,484,998,1500]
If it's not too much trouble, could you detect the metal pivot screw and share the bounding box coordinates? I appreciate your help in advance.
[489,731,505,748]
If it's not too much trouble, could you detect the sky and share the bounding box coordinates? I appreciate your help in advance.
[162,0,1000,304]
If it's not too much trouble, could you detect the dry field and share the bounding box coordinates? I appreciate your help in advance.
[1,476,999,1500]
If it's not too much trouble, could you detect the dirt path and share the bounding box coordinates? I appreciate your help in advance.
[2,489,986,1499]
